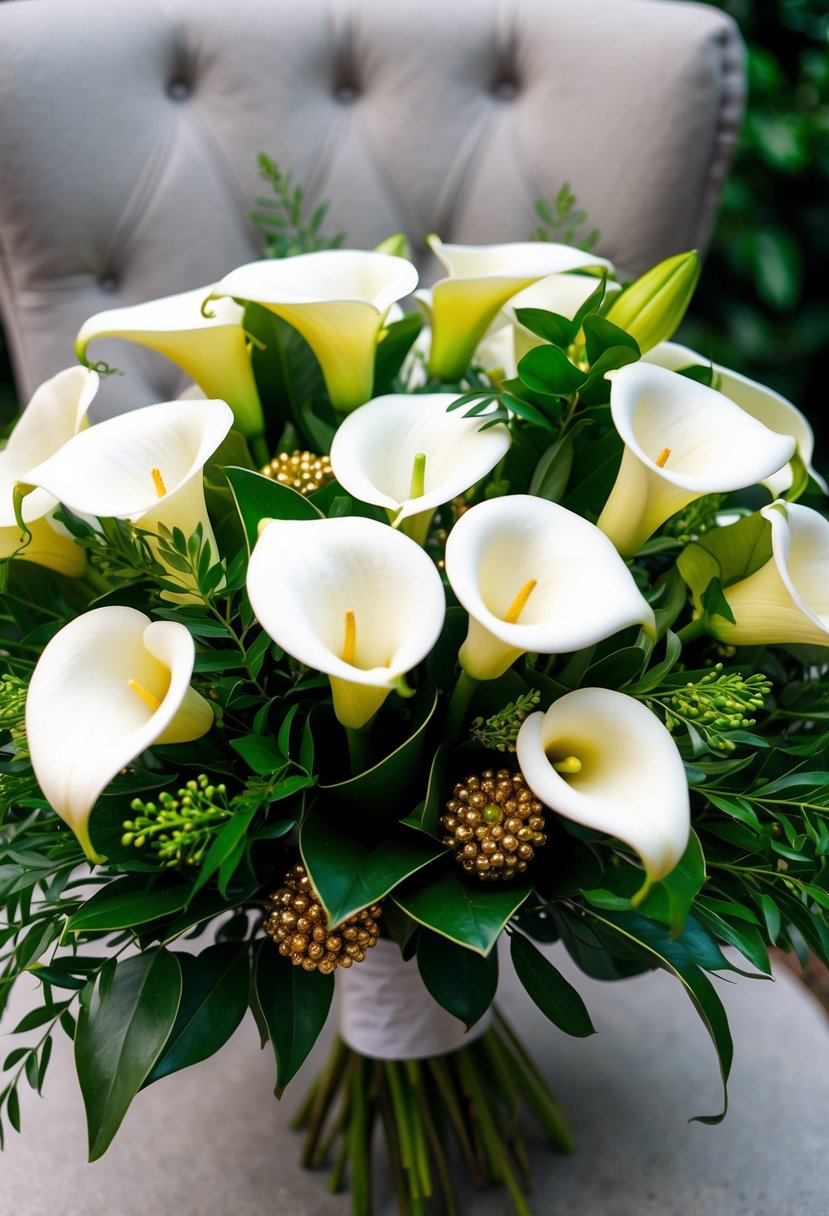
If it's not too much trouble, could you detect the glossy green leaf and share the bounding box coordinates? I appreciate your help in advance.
[528,418,592,503]
[75,949,182,1159]
[252,940,333,1096]
[144,944,250,1085]
[224,466,321,552]
[66,876,190,933]
[513,307,574,347]
[393,864,531,956]
[416,930,498,1028]
[301,806,447,926]
[582,314,640,363]
[583,832,706,934]
[585,908,733,1123]
[373,312,423,395]
[517,345,587,397]
[510,932,595,1037]
[229,734,287,775]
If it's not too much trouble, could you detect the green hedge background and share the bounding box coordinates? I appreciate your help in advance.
[2,0,828,458]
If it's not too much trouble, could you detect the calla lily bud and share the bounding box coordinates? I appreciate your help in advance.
[25,606,213,863]
[375,233,412,260]
[604,251,700,353]
[516,688,690,884]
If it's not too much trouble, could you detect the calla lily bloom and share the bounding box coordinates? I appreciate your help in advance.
[209,250,418,414]
[75,287,264,441]
[421,236,612,382]
[25,605,213,862]
[25,398,233,595]
[0,366,98,575]
[247,516,446,728]
[643,341,826,497]
[702,501,829,647]
[516,687,690,884]
[329,393,510,544]
[596,363,796,557]
[444,495,654,681]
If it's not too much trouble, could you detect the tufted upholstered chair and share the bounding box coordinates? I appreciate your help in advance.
[0,0,745,418]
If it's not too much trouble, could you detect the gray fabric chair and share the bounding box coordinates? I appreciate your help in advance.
[4,5,826,1216]
[0,0,744,415]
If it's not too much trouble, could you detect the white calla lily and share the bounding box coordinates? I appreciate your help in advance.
[444,495,654,681]
[516,688,690,884]
[705,501,829,646]
[596,363,796,557]
[76,287,264,441]
[0,366,98,575]
[329,393,510,544]
[421,237,612,382]
[25,606,213,862]
[210,250,418,415]
[247,516,446,729]
[644,341,825,496]
[25,398,233,595]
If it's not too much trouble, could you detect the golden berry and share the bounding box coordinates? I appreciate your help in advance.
[264,863,382,971]
[441,769,546,882]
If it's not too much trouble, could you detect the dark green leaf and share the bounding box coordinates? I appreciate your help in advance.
[252,940,333,1096]
[224,466,321,553]
[229,734,287,775]
[75,949,182,1159]
[513,307,574,347]
[393,864,531,956]
[517,346,587,397]
[417,930,498,1028]
[144,945,250,1085]
[66,877,191,933]
[510,932,595,1037]
[373,312,423,395]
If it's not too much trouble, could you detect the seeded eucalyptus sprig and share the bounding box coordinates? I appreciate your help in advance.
[643,664,772,753]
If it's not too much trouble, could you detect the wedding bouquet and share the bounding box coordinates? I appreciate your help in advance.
[2,174,829,1216]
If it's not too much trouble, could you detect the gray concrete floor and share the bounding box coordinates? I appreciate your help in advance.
[2,943,827,1216]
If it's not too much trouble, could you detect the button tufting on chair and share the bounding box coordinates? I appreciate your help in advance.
[167,79,191,101]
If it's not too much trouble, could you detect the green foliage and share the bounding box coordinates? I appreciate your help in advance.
[685,1,829,455]
[531,182,599,250]
[251,153,345,258]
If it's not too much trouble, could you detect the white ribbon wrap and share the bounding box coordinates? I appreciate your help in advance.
[337,938,492,1060]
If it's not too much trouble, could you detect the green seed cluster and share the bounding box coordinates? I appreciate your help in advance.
[0,674,27,736]
[664,493,728,544]
[469,690,542,753]
[665,664,772,752]
[122,774,231,867]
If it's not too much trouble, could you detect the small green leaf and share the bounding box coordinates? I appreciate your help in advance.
[252,941,333,1096]
[510,932,595,1037]
[517,346,587,397]
[224,466,322,553]
[513,307,574,347]
[229,734,287,775]
[75,949,182,1159]
[417,931,498,1028]
[700,577,736,625]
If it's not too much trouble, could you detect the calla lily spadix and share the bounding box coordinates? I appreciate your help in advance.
[247,516,446,729]
[0,366,99,575]
[25,605,213,863]
[209,250,418,415]
[75,287,265,441]
[329,393,511,545]
[443,495,655,681]
[596,363,797,557]
[700,501,829,647]
[643,340,827,497]
[516,687,690,885]
[25,398,233,595]
[421,236,613,382]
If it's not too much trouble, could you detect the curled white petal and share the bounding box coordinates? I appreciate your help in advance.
[597,363,796,556]
[247,516,445,728]
[76,287,263,438]
[444,495,654,680]
[329,393,510,534]
[516,689,690,882]
[713,501,829,646]
[644,341,825,496]
[211,251,418,413]
[25,606,213,861]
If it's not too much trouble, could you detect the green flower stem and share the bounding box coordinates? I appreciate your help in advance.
[492,1010,573,1153]
[348,1056,373,1216]
[445,669,479,743]
[345,725,372,778]
[676,616,709,645]
[425,1055,483,1184]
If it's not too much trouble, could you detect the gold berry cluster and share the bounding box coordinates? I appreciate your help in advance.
[261,450,334,496]
[264,863,381,973]
[442,769,546,881]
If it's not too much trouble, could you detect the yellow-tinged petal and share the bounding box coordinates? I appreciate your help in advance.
[596,363,796,556]
[516,689,690,883]
[246,516,445,729]
[25,606,213,862]
[210,251,418,414]
[76,287,264,439]
[444,495,654,680]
